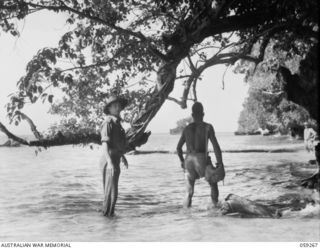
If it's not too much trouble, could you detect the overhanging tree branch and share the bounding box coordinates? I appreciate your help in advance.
[22,1,168,61]
[176,40,274,109]
[60,44,131,73]
[167,96,184,105]
[0,122,29,145]
[15,111,43,140]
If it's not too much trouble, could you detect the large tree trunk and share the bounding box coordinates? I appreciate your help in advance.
[125,60,179,150]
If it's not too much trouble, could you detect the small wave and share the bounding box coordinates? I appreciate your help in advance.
[262,190,320,218]
[223,149,299,153]
[140,204,182,216]
[128,148,300,155]
[281,203,320,218]
[62,183,85,188]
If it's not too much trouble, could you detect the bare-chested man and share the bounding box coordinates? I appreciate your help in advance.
[176,102,224,208]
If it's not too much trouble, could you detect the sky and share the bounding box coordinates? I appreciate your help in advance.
[0,10,249,135]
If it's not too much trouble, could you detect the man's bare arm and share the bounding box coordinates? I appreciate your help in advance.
[176,132,186,166]
[208,126,223,165]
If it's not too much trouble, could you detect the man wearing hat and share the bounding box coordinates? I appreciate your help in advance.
[100,95,128,216]
[176,102,224,208]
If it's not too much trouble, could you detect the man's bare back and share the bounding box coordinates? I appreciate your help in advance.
[177,121,222,167]
[181,122,214,153]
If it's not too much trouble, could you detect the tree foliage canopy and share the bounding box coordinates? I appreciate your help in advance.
[0,0,318,149]
[236,40,315,135]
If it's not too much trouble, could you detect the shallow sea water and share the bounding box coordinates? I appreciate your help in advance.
[0,133,319,241]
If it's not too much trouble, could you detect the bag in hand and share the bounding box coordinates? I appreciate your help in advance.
[205,157,225,183]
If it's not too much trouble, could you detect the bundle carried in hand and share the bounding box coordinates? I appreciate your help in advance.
[205,163,225,183]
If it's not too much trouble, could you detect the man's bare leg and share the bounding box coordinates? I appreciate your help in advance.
[183,176,195,208]
[209,182,219,207]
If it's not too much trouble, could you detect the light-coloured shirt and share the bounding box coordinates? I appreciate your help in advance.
[304,128,316,141]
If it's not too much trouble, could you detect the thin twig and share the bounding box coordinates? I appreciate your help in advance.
[15,111,43,140]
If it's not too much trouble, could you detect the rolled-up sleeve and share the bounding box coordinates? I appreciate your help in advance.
[101,121,112,143]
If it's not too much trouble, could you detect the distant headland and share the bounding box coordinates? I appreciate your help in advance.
[169,117,193,135]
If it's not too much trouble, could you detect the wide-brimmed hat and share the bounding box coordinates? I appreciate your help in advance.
[103,95,128,114]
